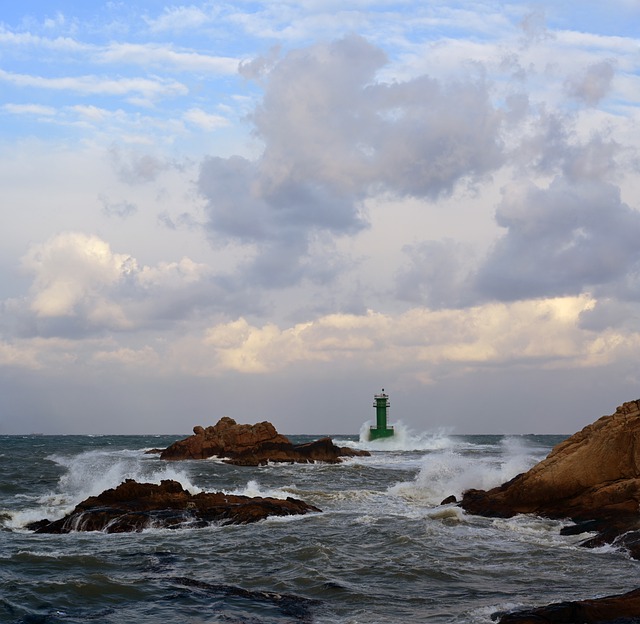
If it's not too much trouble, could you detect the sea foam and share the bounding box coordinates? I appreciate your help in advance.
[336,420,456,452]
[8,448,200,529]
[388,436,542,507]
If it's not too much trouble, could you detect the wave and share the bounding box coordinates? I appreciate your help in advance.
[335,421,457,452]
[388,436,544,507]
[6,448,200,529]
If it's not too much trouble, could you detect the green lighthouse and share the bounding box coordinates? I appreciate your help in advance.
[369,389,394,440]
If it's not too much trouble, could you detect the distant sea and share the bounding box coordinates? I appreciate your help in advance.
[1,426,638,623]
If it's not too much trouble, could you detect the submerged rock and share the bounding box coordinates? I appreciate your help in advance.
[27,479,321,533]
[159,416,370,465]
[459,400,640,557]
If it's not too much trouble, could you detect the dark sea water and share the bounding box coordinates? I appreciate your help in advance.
[1,425,639,623]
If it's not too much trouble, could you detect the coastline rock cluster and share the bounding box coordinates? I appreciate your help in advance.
[452,399,640,623]
[28,479,321,534]
[459,400,640,557]
[27,418,360,535]
[158,416,370,465]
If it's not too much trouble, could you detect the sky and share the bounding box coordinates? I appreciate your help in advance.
[1,1,639,435]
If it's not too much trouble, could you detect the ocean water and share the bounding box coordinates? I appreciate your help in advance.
[1,424,639,623]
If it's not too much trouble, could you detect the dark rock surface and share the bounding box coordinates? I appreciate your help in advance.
[460,400,640,556]
[28,479,321,533]
[159,416,370,465]
[494,587,640,623]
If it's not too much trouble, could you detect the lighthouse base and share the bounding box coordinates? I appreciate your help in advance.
[368,426,394,441]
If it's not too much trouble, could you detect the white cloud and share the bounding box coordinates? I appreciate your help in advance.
[183,107,229,130]
[21,232,135,321]
[0,68,188,101]
[3,103,56,116]
[98,43,239,74]
[190,295,637,377]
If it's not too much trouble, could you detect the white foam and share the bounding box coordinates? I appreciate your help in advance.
[336,421,456,452]
[388,437,541,507]
[6,448,201,529]
[226,479,292,500]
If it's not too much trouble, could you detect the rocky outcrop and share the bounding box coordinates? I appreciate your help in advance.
[460,400,640,555]
[159,417,370,465]
[27,479,321,533]
[495,587,640,623]
[456,401,640,622]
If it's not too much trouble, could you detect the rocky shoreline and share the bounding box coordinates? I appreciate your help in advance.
[449,399,640,623]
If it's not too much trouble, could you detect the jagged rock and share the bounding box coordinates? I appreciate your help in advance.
[494,587,640,623]
[159,417,370,465]
[459,400,640,556]
[27,479,321,533]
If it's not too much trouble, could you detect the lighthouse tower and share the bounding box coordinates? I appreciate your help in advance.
[369,389,394,440]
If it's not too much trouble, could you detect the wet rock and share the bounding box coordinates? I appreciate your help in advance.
[494,587,640,623]
[460,400,640,556]
[159,417,369,464]
[27,479,321,533]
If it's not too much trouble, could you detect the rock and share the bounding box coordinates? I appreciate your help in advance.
[494,587,640,623]
[159,417,370,465]
[459,400,640,555]
[27,479,321,533]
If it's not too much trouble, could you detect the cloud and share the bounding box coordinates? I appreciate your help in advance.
[99,194,138,219]
[0,68,187,102]
[183,107,229,131]
[565,59,616,106]
[395,240,475,309]
[12,232,248,338]
[475,176,640,301]
[21,232,135,323]
[145,5,214,33]
[3,103,56,116]
[98,43,239,74]
[194,295,633,377]
[199,35,505,288]
[108,146,172,184]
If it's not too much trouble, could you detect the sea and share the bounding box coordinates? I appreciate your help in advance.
[1,423,638,624]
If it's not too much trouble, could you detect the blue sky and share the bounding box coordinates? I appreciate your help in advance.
[0,1,639,434]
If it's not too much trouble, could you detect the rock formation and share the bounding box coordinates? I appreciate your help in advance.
[495,587,640,623]
[27,479,321,533]
[459,400,640,556]
[455,400,640,623]
[159,416,370,465]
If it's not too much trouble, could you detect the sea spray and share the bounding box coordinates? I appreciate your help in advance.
[388,435,544,506]
[336,421,456,452]
[7,448,200,529]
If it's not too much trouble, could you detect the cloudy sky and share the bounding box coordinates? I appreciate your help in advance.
[1,1,639,435]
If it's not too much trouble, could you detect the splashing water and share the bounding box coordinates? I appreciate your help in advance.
[388,435,543,507]
[8,449,200,528]
[337,420,456,452]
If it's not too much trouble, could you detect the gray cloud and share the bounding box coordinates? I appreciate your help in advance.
[475,177,640,301]
[198,35,505,289]
[109,146,172,184]
[565,60,616,107]
[395,240,475,309]
[99,193,138,218]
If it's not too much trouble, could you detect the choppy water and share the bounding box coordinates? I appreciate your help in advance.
[1,424,639,623]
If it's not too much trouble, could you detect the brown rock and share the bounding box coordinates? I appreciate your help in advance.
[160,417,369,465]
[460,400,640,555]
[27,479,321,534]
[496,587,640,623]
